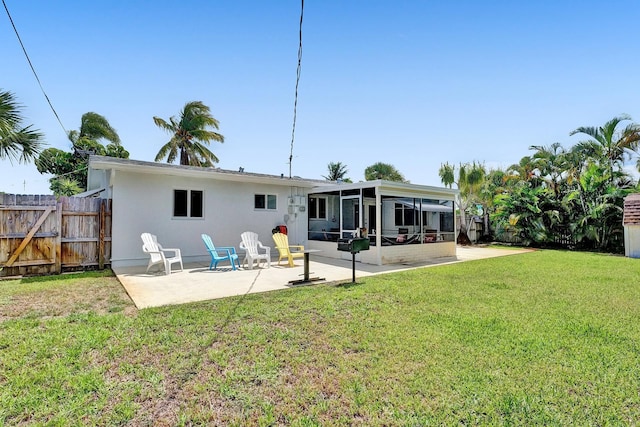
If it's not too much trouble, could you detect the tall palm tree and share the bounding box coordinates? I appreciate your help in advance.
[153,101,224,166]
[439,161,486,244]
[0,89,44,163]
[570,115,640,183]
[35,111,124,194]
[529,142,567,199]
[68,112,120,146]
[323,161,349,181]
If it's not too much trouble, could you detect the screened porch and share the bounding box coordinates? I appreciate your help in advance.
[305,181,458,265]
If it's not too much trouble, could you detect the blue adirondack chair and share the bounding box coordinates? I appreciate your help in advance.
[201,234,240,271]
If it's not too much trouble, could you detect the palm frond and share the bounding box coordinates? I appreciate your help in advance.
[0,90,45,163]
[79,112,120,144]
[153,117,175,133]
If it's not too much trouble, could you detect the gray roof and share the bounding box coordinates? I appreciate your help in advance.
[88,155,329,188]
[88,156,457,197]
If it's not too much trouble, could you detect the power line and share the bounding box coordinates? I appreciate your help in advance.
[288,0,304,179]
[2,0,68,136]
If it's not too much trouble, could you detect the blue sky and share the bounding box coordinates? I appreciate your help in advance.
[2,0,639,194]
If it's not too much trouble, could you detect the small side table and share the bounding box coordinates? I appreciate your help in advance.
[288,249,324,285]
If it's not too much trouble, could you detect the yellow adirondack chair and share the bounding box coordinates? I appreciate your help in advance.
[272,232,304,267]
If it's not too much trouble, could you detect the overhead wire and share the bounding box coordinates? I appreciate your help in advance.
[288,0,304,179]
[2,0,79,191]
[2,0,68,136]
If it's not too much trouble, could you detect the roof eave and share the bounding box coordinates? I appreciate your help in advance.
[311,179,459,198]
[88,155,325,188]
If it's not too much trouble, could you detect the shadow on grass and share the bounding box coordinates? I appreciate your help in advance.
[334,280,366,289]
[17,270,115,284]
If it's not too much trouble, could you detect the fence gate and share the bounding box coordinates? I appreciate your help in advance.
[0,194,112,277]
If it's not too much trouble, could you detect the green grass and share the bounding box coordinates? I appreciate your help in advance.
[1,250,640,425]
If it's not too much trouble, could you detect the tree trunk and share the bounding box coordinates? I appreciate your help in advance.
[483,213,490,236]
[456,196,472,245]
[457,223,472,245]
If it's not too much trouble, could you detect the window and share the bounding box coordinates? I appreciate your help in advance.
[190,190,203,217]
[174,189,203,218]
[309,196,327,219]
[394,202,416,226]
[255,194,277,210]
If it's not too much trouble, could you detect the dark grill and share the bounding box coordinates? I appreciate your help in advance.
[337,237,370,283]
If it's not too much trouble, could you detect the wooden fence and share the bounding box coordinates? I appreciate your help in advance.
[0,193,112,277]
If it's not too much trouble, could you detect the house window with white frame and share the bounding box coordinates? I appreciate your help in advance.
[255,194,277,210]
[309,196,327,219]
[394,202,416,226]
[173,189,203,218]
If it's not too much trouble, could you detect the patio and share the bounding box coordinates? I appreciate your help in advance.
[114,246,532,308]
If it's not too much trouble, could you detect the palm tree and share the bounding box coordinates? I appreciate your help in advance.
[570,115,640,183]
[529,142,567,199]
[0,89,44,163]
[35,111,125,193]
[50,177,83,197]
[507,155,538,184]
[492,181,551,245]
[572,162,630,251]
[153,101,224,166]
[68,112,120,146]
[439,161,486,244]
[323,161,349,181]
[364,162,407,182]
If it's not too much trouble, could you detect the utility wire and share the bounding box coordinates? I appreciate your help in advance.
[2,0,68,136]
[288,0,304,179]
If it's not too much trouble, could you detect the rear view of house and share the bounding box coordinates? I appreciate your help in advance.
[87,156,458,268]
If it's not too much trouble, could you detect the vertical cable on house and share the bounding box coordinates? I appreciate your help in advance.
[288,0,304,179]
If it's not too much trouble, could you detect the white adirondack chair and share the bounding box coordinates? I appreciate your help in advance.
[141,233,183,275]
[239,231,271,269]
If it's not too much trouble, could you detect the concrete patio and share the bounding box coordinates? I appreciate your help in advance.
[114,246,533,308]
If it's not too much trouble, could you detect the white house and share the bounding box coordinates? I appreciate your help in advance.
[87,156,458,268]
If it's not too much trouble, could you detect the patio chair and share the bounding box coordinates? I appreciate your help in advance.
[141,232,183,275]
[239,231,271,269]
[272,232,304,267]
[424,228,438,243]
[396,228,409,243]
[201,233,240,271]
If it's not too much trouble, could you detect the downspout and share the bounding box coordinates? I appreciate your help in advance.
[375,188,382,265]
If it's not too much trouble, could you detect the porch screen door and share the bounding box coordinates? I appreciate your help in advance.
[340,196,360,239]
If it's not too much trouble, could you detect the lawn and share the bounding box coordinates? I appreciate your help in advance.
[1,250,639,426]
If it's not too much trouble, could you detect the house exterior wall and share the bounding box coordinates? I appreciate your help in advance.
[624,225,640,258]
[307,240,455,265]
[109,170,309,267]
[307,240,378,263]
[380,241,456,264]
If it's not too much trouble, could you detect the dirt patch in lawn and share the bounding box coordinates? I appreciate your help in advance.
[0,274,137,321]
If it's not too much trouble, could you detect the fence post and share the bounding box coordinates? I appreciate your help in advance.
[99,199,106,270]
[55,200,62,274]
